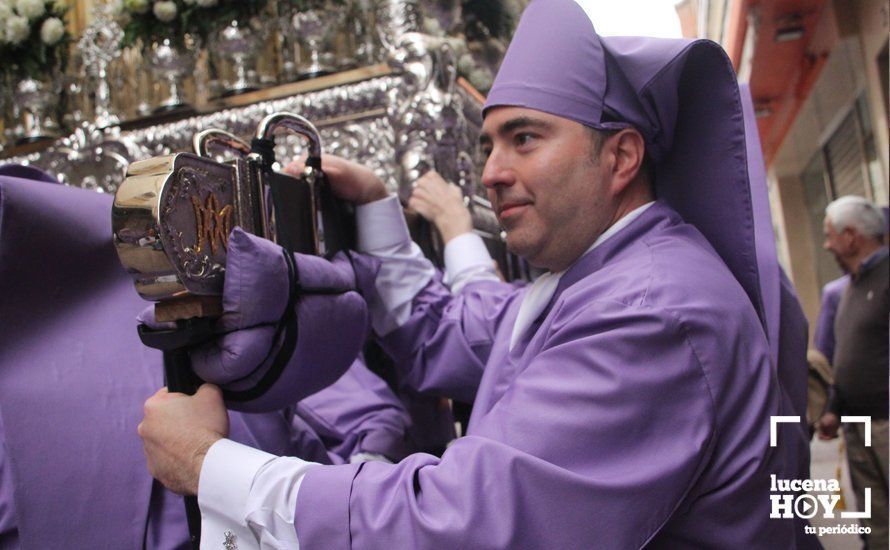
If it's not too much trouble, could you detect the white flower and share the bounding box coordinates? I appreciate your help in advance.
[153,1,177,22]
[0,1,13,22]
[0,2,8,43]
[195,0,218,7]
[39,16,64,45]
[422,17,442,36]
[457,53,476,76]
[109,0,132,24]
[468,68,493,92]
[5,14,30,45]
[123,0,149,14]
[15,0,45,20]
[445,36,467,56]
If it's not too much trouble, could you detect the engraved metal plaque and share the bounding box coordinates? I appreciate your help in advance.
[112,112,353,303]
[112,153,248,300]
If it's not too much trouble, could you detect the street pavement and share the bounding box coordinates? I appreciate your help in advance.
[807,436,863,550]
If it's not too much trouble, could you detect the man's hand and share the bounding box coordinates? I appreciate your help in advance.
[138,384,229,495]
[284,154,388,205]
[407,171,472,244]
[816,412,840,440]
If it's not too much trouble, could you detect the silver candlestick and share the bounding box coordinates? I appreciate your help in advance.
[353,0,380,65]
[14,77,59,144]
[215,19,260,96]
[292,9,334,80]
[147,38,196,112]
[78,3,124,128]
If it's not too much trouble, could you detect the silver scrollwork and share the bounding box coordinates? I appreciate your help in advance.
[4,0,486,202]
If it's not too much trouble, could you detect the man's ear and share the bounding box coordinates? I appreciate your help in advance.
[609,129,646,194]
[843,227,862,252]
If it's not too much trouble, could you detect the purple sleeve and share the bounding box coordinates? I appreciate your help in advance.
[398,388,455,454]
[296,359,411,461]
[812,276,849,362]
[285,413,344,465]
[294,302,718,549]
[812,296,838,361]
[371,276,523,404]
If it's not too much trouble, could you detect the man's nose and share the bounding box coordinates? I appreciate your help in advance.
[480,153,514,189]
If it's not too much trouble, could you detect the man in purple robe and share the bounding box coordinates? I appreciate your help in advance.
[138,1,814,547]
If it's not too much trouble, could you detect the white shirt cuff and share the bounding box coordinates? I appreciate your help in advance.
[355,194,412,252]
[199,439,319,549]
[199,439,277,549]
[444,233,496,283]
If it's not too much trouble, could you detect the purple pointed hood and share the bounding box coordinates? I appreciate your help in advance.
[484,0,770,337]
[738,84,781,366]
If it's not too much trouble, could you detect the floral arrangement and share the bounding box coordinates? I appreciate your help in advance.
[0,0,71,81]
[114,0,269,49]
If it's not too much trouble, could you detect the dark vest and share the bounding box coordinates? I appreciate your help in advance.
[833,253,889,418]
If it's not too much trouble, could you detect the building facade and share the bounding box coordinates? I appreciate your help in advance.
[678,0,889,336]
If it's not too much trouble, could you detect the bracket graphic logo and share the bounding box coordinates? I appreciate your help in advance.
[769,415,872,525]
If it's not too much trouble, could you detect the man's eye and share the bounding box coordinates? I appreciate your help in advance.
[515,133,535,147]
[480,147,492,159]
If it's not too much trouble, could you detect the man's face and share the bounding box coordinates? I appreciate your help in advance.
[479,107,613,272]
[823,218,855,273]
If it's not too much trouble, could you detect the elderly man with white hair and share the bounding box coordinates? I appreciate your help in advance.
[817,195,888,550]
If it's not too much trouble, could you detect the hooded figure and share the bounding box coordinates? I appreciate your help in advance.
[139,1,814,547]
